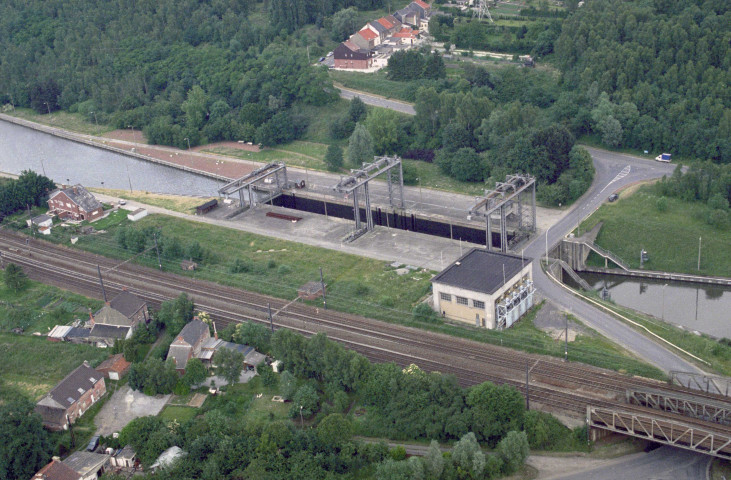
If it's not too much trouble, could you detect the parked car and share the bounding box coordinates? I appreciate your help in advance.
[118,199,127,205]
[319,57,325,62]
[608,193,619,202]
[87,435,100,452]
[327,51,333,57]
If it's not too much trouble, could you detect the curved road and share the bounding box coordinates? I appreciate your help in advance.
[336,85,416,115]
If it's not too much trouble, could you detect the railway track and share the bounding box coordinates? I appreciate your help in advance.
[1,231,728,419]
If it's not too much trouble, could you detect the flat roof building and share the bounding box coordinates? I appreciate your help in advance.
[431,248,534,329]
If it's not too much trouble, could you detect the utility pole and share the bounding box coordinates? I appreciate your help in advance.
[319,267,327,310]
[268,302,273,332]
[27,204,35,237]
[563,315,569,362]
[697,236,702,271]
[97,265,107,302]
[525,362,530,410]
[153,233,162,271]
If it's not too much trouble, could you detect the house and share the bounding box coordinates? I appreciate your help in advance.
[149,446,186,473]
[47,185,103,222]
[351,28,379,49]
[126,208,147,222]
[377,16,402,35]
[167,318,211,373]
[334,40,375,70]
[395,1,430,27]
[197,338,266,372]
[95,353,131,380]
[27,214,53,229]
[35,361,106,430]
[392,26,419,45]
[367,20,388,42]
[431,248,534,329]
[109,445,136,469]
[62,452,110,480]
[87,290,149,346]
[31,459,82,480]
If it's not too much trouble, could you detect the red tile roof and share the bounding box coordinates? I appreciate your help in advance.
[96,353,131,375]
[393,26,418,38]
[414,0,430,9]
[343,40,359,51]
[32,460,81,480]
[358,28,378,41]
[378,17,394,29]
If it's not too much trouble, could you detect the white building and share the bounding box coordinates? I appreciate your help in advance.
[431,248,534,329]
[126,208,148,222]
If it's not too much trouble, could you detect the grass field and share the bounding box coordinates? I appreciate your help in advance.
[404,159,488,196]
[0,333,109,402]
[89,188,214,214]
[206,140,330,171]
[5,107,113,136]
[330,71,420,103]
[578,186,731,277]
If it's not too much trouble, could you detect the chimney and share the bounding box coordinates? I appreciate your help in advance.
[89,310,95,325]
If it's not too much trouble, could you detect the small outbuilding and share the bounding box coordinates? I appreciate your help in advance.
[149,446,186,473]
[195,199,218,215]
[110,445,136,469]
[27,214,54,229]
[95,353,131,380]
[62,451,110,480]
[126,208,148,222]
[431,248,534,329]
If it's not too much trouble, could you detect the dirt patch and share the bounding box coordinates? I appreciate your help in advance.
[103,129,148,144]
[188,393,207,407]
[195,140,260,153]
[533,301,589,337]
[94,386,170,435]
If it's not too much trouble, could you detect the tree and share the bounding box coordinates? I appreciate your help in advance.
[290,384,319,418]
[181,85,209,132]
[423,52,446,79]
[466,382,525,446]
[347,123,374,167]
[4,263,27,293]
[496,430,529,474]
[451,432,486,479]
[182,358,207,386]
[280,370,298,400]
[324,144,344,171]
[387,50,426,81]
[316,413,353,449]
[0,396,51,480]
[449,148,483,182]
[374,459,414,480]
[331,8,359,41]
[214,347,244,386]
[423,440,444,479]
[348,97,368,124]
[365,109,401,155]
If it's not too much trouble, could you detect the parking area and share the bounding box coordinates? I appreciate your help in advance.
[94,386,171,436]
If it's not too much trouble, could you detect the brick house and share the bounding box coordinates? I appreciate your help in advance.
[334,40,374,69]
[89,290,149,346]
[47,185,103,222]
[167,319,211,373]
[31,459,81,480]
[35,361,106,431]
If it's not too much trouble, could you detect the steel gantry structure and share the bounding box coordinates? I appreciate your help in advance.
[468,174,536,252]
[332,156,405,241]
[218,162,289,211]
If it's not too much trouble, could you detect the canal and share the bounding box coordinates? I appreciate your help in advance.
[0,119,222,196]
[565,272,731,339]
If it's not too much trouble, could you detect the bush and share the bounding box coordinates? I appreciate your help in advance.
[277,264,292,275]
[267,259,277,269]
[656,196,669,212]
[229,258,253,273]
[412,303,440,324]
[403,149,435,163]
[496,430,529,474]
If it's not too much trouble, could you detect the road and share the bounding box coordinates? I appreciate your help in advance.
[335,85,416,115]
[550,446,710,480]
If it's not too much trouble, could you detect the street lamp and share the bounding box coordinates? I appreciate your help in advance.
[661,284,668,321]
[544,224,551,263]
[299,405,304,427]
[6,93,14,110]
[127,125,135,142]
[184,137,190,150]
[416,177,422,205]
[43,102,51,115]
[90,111,98,127]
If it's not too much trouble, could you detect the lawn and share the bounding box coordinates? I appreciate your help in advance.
[159,405,198,424]
[205,376,292,424]
[578,185,731,277]
[206,140,330,171]
[403,159,488,196]
[5,107,113,136]
[330,70,421,103]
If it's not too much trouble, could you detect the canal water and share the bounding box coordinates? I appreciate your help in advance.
[0,119,222,196]
[567,272,731,339]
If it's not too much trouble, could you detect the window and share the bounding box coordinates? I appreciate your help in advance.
[473,300,485,309]
[456,296,468,306]
[439,292,451,302]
